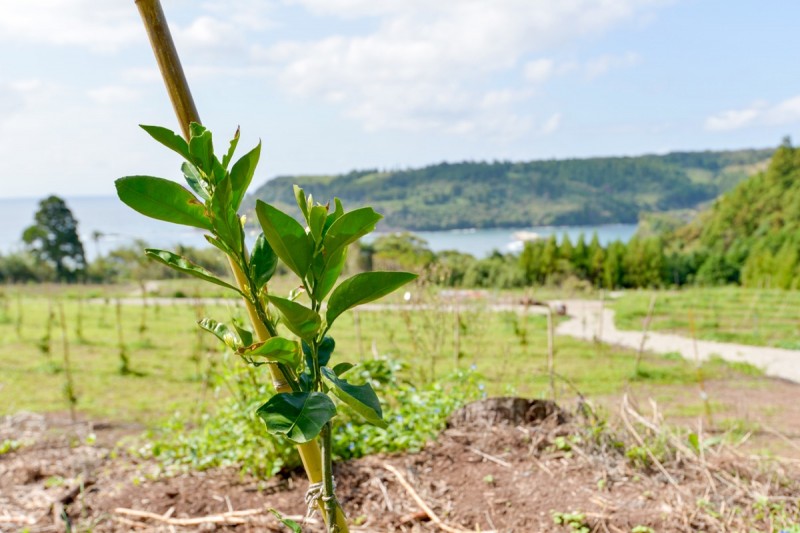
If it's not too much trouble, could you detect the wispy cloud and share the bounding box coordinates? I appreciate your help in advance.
[261,0,660,136]
[705,95,800,131]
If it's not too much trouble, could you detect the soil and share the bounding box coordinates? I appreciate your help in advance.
[2,397,799,533]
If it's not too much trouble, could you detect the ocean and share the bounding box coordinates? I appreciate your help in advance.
[0,196,638,260]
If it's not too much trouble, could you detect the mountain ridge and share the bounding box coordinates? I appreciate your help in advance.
[246,147,774,231]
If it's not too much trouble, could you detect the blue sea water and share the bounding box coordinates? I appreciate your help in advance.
[0,196,637,260]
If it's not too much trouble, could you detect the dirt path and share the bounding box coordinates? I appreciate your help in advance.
[556,299,800,384]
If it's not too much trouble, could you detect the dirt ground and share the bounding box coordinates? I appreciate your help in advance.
[2,389,800,533]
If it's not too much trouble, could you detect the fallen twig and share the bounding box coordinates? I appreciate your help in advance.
[114,507,316,527]
[383,462,496,533]
[468,446,512,468]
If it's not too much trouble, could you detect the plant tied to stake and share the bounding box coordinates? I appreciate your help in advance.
[115,123,416,532]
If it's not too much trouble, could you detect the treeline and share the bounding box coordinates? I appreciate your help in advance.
[362,140,800,290]
[361,232,682,290]
[0,243,231,285]
[249,148,772,231]
[670,139,800,290]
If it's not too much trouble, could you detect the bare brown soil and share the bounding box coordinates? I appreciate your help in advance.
[2,396,799,533]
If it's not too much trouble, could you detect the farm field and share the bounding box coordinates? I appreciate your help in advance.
[2,281,800,532]
[613,287,800,350]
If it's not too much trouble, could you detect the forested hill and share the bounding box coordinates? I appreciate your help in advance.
[671,141,800,288]
[247,148,773,231]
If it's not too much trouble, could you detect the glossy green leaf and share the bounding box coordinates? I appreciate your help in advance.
[232,321,254,347]
[323,207,382,258]
[302,336,335,369]
[116,176,212,230]
[268,295,321,342]
[222,126,240,169]
[188,123,214,174]
[239,337,300,368]
[257,391,336,443]
[332,362,354,376]
[210,176,243,255]
[293,185,309,222]
[145,249,242,294]
[327,271,417,325]
[256,201,312,278]
[230,141,260,210]
[181,162,209,201]
[323,197,345,236]
[140,124,191,161]
[249,233,278,291]
[197,318,240,349]
[314,246,347,301]
[322,366,386,428]
[204,234,233,256]
[309,205,327,242]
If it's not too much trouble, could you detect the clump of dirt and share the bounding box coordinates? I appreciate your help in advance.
[2,399,799,532]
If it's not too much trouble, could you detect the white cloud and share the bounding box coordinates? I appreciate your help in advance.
[262,0,661,136]
[585,52,641,78]
[87,85,141,105]
[524,59,556,84]
[541,112,562,134]
[0,1,142,51]
[705,96,800,131]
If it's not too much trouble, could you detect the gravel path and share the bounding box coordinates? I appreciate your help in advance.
[556,299,800,384]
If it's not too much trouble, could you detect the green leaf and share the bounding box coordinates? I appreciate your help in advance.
[232,321,254,347]
[256,201,312,278]
[323,207,382,257]
[688,433,700,453]
[268,509,302,533]
[239,337,300,368]
[268,295,321,342]
[145,249,242,294]
[322,366,386,428]
[197,318,241,349]
[314,246,347,301]
[181,162,210,201]
[293,185,309,222]
[327,271,417,326]
[230,141,260,210]
[210,176,243,255]
[323,197,345,236]
[116,176,212,230]
[139,124,191,161]
[302,336,335,369]
[222,126,240,169]
[257,391,336,443]
[332,362,354,376]
[188,123,214,174]
[250,233,278,291]
[309,205,327,242]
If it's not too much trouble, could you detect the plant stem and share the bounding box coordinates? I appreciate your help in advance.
[320,422,338,533]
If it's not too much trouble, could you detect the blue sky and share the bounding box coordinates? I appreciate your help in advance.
[1,0,798,199]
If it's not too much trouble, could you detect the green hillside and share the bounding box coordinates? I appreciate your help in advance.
[672,140,800,288]
[247,148,773,231]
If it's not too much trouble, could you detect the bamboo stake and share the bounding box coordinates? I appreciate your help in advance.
[546,306,555,401]
[634,293,657,374]
[133,2,344,529]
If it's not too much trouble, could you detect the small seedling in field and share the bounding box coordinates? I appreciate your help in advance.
[116,123,416,532]
[37,300,54,363]
[116,299,132,375]
[15,292,23,339]
[57,302,78,422]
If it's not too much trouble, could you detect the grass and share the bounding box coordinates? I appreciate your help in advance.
[0,281,769,425]
[612,287,800,349]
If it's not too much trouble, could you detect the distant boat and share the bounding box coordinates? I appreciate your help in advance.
[513,231,541,242]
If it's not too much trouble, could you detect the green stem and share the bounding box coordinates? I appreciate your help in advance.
[320,422,338,533]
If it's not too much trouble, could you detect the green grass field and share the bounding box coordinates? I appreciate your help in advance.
[613,287,800,349]
[0,281,766,425]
